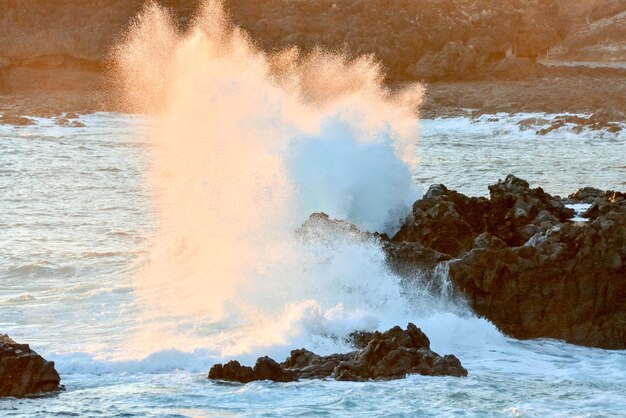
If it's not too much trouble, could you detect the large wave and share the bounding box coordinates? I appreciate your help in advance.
[112,0,465,360]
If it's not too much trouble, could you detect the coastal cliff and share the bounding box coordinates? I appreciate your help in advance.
[1,0,624,115]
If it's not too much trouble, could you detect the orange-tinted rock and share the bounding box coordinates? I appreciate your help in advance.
[0,335,62,398]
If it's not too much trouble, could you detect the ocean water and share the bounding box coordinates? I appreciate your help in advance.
[1,113,625,417]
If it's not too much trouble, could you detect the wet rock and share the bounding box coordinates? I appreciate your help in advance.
[384,241,451,273]
[208,324,467,383]
[0,335,62,397]
[391,175,574,258]
[486,175,574,246]
[392,176,626,349]
[565,187,605,204]
[392,184,490,257]
[208,360,256,383]
[581,191,626,220]
[448,193,626,348]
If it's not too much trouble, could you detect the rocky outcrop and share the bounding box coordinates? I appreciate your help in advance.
[208,323,467,383]
[0,335,62,397]
[390,175,626,349]
[392,175,574,256]
[0,113,36,126]
[535,112,624,135]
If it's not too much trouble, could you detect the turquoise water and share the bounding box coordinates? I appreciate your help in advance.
[1,113,625,417]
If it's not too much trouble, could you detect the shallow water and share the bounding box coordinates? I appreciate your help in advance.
[1,113,625,417]
[416,113,626,197]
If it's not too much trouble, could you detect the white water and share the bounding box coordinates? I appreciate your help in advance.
[109,1,426,361]
[2,2,626,415]
[1,112,625,417]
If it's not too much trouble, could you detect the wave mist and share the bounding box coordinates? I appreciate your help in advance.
[113,1,440,359]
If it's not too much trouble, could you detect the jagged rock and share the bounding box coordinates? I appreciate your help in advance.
[0,335,62,397]
[384,241,451,273]
[391,175,574,259]
[208,323,467,383]
[299,177,624,349]
[566,187,607,204]
[391,176,626,349]
[392,184,490,257]
[486,175,575,246]
[296,212,384,243]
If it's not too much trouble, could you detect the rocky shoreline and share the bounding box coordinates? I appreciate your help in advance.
[389,175,625,349]
[209,174,625,387]
[2,175,623,397]
[298,175,625,350]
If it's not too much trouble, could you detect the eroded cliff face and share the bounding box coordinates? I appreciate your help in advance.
[1,0,624,99]
[229,0,564,81]
[0,0,200,95]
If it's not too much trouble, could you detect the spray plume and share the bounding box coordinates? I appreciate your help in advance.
[113,0,429,357]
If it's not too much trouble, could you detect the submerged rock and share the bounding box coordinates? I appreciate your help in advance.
[208,323,467,383]
[391,175,626,349]
[55,116,85,127]
[0,335,62,397]
[0,113,35,126]
[535,112,624,136]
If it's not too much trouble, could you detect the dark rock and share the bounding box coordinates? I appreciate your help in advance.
[581,191,626,220]
[207,323,467,383]
[208,360,257,383]
[331,324,466,381]
[0,335,62,397]
[283,349,351,379]
[392,184,490,257]
[486,174,575,246]
[391,175,574,259]
[391,176,626,349]
[447,194,626,348]
[384,241,451,275]
[565,187,606,204]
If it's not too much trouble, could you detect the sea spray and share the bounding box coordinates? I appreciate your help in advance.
[112,0,457,359]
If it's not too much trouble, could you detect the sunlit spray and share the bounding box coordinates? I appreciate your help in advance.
[112,0,457,359]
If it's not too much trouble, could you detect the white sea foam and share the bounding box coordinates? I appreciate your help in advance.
[111,0,430,358]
